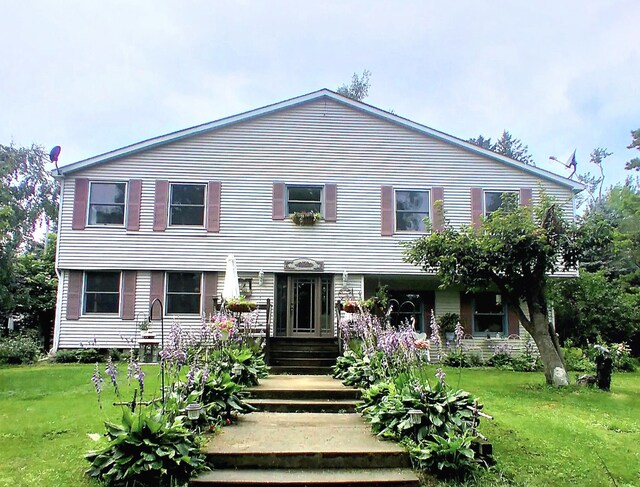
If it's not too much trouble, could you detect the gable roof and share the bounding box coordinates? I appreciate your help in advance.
[53,89,584,191]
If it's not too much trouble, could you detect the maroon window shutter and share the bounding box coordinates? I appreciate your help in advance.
[520,188,533,207]
[120,271,137,320]
[203,272,218,317]
[470,188,483,229]
[507,305,520,336]
[324,183,337,222]
[272,182,285,220]
[381,186,394,236]
[153,180,169,231]
[72,179,89,230]
[459,293,473,335]
[149,271,165,320]
[207,181,221,233]
[66,271,83,320]
[127,180,142,231]
[430,186,445,231]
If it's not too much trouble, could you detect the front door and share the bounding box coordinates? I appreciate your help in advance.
[282,275,333,337]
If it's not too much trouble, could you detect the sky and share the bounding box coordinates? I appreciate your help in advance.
[1,1,639,188]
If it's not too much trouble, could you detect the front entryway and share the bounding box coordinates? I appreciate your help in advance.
[275,274,334,337]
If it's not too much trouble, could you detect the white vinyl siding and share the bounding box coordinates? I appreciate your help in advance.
[57,98,575,276]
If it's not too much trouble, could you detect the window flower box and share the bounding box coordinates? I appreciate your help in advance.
[291,211,321,226]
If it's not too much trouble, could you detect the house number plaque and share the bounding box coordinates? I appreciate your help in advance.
[284,258,324,272]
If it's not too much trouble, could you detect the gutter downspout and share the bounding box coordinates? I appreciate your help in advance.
[52,177,64,353]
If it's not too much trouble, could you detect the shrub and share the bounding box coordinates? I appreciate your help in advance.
[442,349,472,368]
[404,430,478,477]
[76,348,103,363]
[359,375,480,443]
[486,352,512,368]
[85,408,206,486]
[0,330,41,364]
[53,349,79,363]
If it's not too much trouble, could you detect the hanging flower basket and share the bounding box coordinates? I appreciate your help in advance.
[291,211,321,226]
[226,300,257,313]
[342,300,358,313]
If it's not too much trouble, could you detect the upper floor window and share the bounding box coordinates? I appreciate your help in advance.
[166,272,202,315]
[84,271,120,314]
[484,191,519,217]
[395,190,430,232]
[170,184,206,226]
[473,292,506,336]
[287,185,322,214]
[88,182,126,225]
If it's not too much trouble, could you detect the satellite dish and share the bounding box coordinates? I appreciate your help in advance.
[49,146,61,172]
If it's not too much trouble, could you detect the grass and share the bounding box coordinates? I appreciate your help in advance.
[0,363,161,487]
[0,364,639,486]
[438,366,640,486]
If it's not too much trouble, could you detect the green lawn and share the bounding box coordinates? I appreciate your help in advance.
[0,364,639,487]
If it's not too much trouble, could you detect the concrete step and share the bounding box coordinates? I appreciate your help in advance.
[270,357,337,367]
[270,366,334,375]
[270,350,339,359]
[248,398,357,413]
[205,450,410,469]
[249,387,360,400]
[203,413,411,470]
[191,468,420,486]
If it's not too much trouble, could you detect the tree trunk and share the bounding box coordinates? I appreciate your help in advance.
[519,307,568,386]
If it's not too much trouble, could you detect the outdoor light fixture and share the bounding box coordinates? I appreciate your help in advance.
[342,270,348,288]
[232,363,243,377]
[258,269,264,286]
[496,294,502,306]
[408,409,424,425]
[185,403,202,420]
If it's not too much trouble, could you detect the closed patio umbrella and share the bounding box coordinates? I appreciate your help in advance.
[222,254,240,301]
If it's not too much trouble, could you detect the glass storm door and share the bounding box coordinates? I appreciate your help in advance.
[287,276,333,337]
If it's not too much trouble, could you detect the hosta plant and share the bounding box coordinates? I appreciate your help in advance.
[404,430,478,478]
[85,408,206,486]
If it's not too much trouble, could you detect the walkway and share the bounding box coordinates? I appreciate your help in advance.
[191,375,419,486]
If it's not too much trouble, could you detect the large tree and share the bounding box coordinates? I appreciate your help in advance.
[468,130,534,165]
[626,128,640,172]
[403,194,578,385]
[336,70,371,101]
[0,143,58,322]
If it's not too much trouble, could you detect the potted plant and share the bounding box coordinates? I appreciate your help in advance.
[226,296,257,313]
[291,211,321,226]
[342,299,358,313]
[438,313,460,342]
[138,317,154,339]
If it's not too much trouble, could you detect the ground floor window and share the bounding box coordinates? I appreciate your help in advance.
[166,272,202,315]
[473,292,506,336]
[84,271,120,314]
[388,292,425,332]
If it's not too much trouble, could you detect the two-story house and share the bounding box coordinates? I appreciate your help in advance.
[51,89,582,364]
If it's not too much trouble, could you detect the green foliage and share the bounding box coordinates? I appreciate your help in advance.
[625,128,640,171]
[53,348,103,364]
[551,270,639,348]
[359,376,480,443]
[11,234,57,335]
[0,144,58,320]
[442,348,472,368]
[438,313,460,333]
[404,431,478,477]
[85,408,206,486]
[468,130,534,165]
[205,345,268,387]
[199,371,254,419]
[0,329,41,364]
[336,69,371,101]
[332,349,385,388]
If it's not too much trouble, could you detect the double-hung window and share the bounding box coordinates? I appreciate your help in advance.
[84,271,121,314]
[287,185,322,214]
[472,292,506,336]
[395,189,430,232]
[88,182,126,225]
[169,184,206,226]
[484,191,519,217]
[166,272,202,315]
